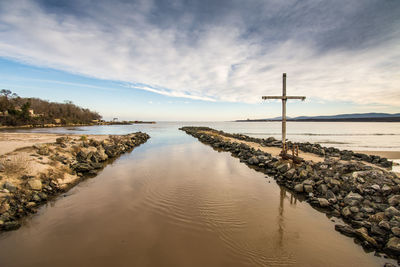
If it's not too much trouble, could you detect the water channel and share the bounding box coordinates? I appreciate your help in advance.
[0,123,396,266]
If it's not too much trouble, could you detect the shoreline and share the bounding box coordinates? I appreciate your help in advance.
[180,126,400,262]
[0,131,150,232]
[0,121,156,131]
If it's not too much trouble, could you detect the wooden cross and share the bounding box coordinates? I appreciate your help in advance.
[262,73,306,154]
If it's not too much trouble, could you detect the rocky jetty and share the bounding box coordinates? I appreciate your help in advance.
[0,132,149,232]
[180,126,400,261]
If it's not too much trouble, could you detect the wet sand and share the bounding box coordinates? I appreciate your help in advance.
[0,128,395,267]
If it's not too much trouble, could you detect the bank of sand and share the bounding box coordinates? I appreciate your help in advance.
[0,132,108,156]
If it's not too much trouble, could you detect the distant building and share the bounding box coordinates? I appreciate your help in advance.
[54,118,61,124]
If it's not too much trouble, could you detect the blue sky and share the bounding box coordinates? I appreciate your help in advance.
[0,0,399,121]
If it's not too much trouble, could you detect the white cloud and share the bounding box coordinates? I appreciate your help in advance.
[0,0,399,107]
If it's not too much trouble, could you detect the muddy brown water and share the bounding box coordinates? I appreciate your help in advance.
[0,126,396,266]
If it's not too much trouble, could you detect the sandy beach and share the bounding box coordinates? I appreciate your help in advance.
[0,132,108,156]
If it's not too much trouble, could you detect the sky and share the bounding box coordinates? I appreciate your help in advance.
[0,0,399,121]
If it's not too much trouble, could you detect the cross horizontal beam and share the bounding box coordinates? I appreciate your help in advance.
[262,96,306,101]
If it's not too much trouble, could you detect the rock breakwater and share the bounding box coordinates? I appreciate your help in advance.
[0,132,149,232]
[180,126,400,261]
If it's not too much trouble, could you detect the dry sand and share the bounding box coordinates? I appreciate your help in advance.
[0,133,107,156]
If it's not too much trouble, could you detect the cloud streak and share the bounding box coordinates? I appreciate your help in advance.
[0,0,399,106]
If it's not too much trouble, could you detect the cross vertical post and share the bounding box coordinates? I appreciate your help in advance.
[262,73,306,155]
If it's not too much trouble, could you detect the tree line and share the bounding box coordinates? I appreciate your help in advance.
[0,89,102,126]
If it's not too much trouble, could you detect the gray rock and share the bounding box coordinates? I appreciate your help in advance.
[355,227,378,247]
[318,198,330,207]
[379,220,391,231]
[385,207,400,218]
[342,207,352,217]
[317,184,328,194]
[388,195,400,206]
[371,184,380,191]
[3,182,16,192]
[27,179,42,191]
[299,169,308,179]
[350,206,360,213]
[284,168,296,179]
[277,162,290,173]
[247,156,259,165]
[392,227,400,237]
[304,185,313,193]
[335,224,356,237]
[344,192,363,205]
[386,237,400,255]
[371,225,387,236]
[0,163,4,172]
[382,185,392,194]
[294,184,303,193]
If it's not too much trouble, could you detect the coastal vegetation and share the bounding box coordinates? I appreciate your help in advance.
[0,89,101,127]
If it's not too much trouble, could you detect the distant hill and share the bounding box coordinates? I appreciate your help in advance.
[236,113,400,122]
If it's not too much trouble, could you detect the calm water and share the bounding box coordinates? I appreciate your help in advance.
[1,122,399,266]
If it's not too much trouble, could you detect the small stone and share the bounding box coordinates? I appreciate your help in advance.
[379,220,391,231]
[350,206,360,213]
[335,224,356,237]
[0,163,4,172]
[294,184,303,193]
[392,227,400,237]
[356,177,365,183]
[385,207,400,218]
[388,195,400,206]
[277,162,290,173]
[26,202,36,208]
[371,184,380,191]
[342,206,352,217]
[318,198,330,207]
[3,182,17,193]
[27,179,42,191]
[317,184,328,194]
[304,184,313,193]
[344,192,363,206]
[0,202,10,213]
[355,227,378,247]
[299,169,308,179]
[386,237,400,255]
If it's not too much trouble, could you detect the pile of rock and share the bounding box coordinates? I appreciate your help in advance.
[180,126,400,260]
[190,127,393,168]
[0,132,149,232]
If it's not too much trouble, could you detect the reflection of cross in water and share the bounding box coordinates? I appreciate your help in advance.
[277,187,298,248]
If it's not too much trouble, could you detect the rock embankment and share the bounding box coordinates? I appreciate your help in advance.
[180,126,400,261]
[0,132,149,232]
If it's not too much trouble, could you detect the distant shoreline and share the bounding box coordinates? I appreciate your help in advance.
[0,121,156,130]
[236,118,400,122]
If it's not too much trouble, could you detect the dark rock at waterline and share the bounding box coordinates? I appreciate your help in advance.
[335,224,356,237]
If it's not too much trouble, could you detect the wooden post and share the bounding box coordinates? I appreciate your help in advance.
[282,73,287,151]
[262,73,306,156]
